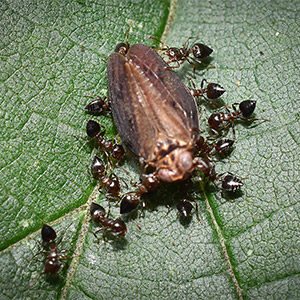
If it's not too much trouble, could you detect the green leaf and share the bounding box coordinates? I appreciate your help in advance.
[0,0,299,299]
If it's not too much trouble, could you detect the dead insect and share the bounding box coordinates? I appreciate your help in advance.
[149,36,213,69]
[90,202,127,239]
[107,42,237,213]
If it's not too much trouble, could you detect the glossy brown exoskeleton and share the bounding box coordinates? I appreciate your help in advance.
[90,202,127,239]
[208,100,269,136]
[150,36,213,69]
[90,156,121,199]
[31,224,69,281]
[86,119,125,161]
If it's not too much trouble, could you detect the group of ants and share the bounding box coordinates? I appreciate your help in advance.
[30,36,268,283]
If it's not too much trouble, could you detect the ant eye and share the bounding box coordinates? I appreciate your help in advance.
[192,43,213,59]
[239,100,256,118]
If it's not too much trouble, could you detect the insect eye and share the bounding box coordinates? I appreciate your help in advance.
[114,42,129,55]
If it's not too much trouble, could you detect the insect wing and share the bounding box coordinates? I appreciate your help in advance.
[107,44,199,160]
[107,52,142,156]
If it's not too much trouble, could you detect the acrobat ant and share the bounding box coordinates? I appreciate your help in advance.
[208,100,267,136]
[214,139,235,157]
[149,36,213,69]
[86,120,125,161]
[29,224,69,287]
[90,202,127,239]
[120,173,160,214]
[217,172,244,193]
[90,156,121,199]
[193,133,234,159]
[176,199,194,217]
[85,96,110,114]
[190,79,225,103]
[194,157,243,195]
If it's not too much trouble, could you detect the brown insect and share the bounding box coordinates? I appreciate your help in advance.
[107,43,232,213]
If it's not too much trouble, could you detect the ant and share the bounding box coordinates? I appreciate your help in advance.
[90,156,121,199]
[208,100,268,136]
[85,96,110,115]
[176,199,194,218]
[149,36,213,70]
[86,120,125,161]
[120,173,160,214]
[193,131,235,159]
[90,202,127,240]
[217,172,244,193]
[194,157,243,194]
[29,224,69,286]
[190,79,226,104]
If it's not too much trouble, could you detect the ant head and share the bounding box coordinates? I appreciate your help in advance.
[114,42,129,56]
[239,100,256,118]
[86,120,101,138]
[41,224,57,243]
[191,43,213,59]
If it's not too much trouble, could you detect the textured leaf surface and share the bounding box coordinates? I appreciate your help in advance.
[0,0,299,299]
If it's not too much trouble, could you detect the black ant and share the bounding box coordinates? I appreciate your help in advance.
[149,36,213,69]
[193,132,235,159]
[217,172,244,193]
[86,120,125,161]
[29,224,69,286]
[214,139,235,157]
[90,156,121,199]
[194,157,243,194]
[120,173,160,214]
[85,96,110,114]
[176,199,194,218]
[208,100,268,136]
[90,202,127,239]
[190,79,225,104]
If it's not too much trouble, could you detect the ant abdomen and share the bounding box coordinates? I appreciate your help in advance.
[192,43,213,59]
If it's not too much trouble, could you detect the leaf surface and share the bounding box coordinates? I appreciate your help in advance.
[0,0,299,299]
